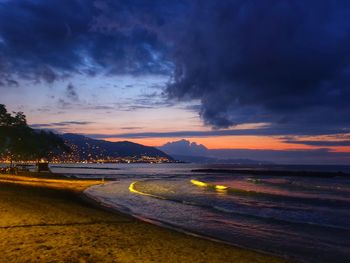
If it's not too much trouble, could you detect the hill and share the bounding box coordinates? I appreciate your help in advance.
[60,133,173,162]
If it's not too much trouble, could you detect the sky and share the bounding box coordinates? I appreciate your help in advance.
[1,0,350,164]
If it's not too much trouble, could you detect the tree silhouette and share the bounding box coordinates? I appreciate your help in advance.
[0,104,69,166]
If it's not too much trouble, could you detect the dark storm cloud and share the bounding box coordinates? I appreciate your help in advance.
[0,0,173,84]
[2,0,350,136]
[165,1,350,134]
[0,0,94,80]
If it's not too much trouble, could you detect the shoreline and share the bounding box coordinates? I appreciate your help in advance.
[83,186,289,262]
[0,173,286,262]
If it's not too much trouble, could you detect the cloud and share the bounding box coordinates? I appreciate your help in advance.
[66,83,79,101]
[159,139,208,156]
[5,78,19,87]
[1,0,350,138]
[165,1,350,134]
[57,99,71,108]
[86,105,115,110]
[31,121,93,128]
[159,139,350,164]
[120,126,143,130]
[0,0,173,84]
[37,66,58,83]
[87,126,350,139]
[284,139,350,147]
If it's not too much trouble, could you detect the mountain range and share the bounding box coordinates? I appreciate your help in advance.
[61,133,172,161]
[59,134,268,164]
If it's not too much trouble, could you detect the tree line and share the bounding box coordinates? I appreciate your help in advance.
[0,104,69,166]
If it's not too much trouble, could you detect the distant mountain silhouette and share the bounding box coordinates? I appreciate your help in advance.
[62,133,173,160]
[159,139,208,156]
[159,139,272,164]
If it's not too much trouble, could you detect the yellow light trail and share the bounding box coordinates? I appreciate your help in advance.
[190,179,208,187]
[129,181,166,199]
[0,175,102,192]
[190,179,228,192]
[215,185,228,190]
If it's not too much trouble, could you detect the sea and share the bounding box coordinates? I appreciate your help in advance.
[7,163,350,262]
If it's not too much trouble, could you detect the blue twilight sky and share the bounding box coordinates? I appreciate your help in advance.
[1,0,350,164]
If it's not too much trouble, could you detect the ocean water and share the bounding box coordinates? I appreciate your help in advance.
[25,163,350,262]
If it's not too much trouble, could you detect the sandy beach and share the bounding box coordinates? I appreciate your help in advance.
[0,173,286,263]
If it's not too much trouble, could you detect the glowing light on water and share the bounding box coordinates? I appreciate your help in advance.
[191,179,228,192]
[129,181,144,194]
[190,179,208,187]
[129,181,166,199]
[215,185,228,190]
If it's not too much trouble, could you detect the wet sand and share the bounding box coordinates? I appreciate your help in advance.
[0,174,286,263]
